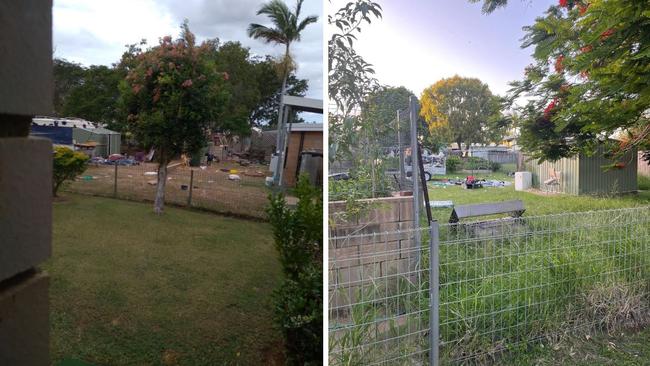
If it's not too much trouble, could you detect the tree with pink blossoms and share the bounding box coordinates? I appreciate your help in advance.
[120,21,228,214]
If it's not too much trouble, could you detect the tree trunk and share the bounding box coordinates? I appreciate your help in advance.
[154,159,168,214]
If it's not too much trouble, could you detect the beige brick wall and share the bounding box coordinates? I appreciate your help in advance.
[329,196,416,309]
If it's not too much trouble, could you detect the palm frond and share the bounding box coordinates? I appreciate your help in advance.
[247,24,287,44]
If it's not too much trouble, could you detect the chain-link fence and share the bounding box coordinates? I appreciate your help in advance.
[64,161,272,219]
[329,206,650,365]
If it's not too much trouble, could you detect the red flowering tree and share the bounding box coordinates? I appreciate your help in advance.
[120,22,228,213]
[475,0,650,164]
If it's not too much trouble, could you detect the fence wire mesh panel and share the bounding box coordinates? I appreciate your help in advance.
[328,206,650,365]
[329,104,414,201]
[64,161,272,219]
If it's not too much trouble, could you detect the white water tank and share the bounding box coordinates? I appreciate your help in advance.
[515,171,532,191]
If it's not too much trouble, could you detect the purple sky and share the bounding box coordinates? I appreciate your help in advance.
[341,0,556,97]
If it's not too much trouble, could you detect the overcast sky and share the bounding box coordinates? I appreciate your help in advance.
[330,0,555,99]
[53,0,323,122]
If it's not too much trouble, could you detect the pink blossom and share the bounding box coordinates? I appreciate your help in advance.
[181,79,193,88]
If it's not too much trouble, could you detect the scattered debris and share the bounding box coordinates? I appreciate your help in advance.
[147,180,157,185]
[228,174,241,181]
[243,171,266,177]
[144,172,157,176]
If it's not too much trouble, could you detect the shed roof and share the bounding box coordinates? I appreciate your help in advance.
[281,95,323,114]
[289,123,323,132]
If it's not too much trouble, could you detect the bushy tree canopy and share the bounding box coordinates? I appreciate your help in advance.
[476,0,650,163]
[120,22,229,213]
[420,76,503,152]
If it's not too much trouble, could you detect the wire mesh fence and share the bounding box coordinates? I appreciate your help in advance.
[328,206,650,365]
[64,161,272,219]
[329,104,415,201]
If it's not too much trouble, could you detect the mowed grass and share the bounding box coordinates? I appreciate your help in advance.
[426,174,650,222]
[46,194,281,365]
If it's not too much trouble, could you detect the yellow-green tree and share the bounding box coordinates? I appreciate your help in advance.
[420,76,502,154]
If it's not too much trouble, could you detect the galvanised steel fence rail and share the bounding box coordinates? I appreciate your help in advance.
[328,206,650,365]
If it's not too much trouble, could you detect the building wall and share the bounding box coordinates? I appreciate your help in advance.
[282,131,322,187]
[523,146,638,195]
[523,155,581,194]
[578,147,637,194]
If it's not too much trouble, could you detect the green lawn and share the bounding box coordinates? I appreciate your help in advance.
[46,194,282,366]
[426,175,650,222]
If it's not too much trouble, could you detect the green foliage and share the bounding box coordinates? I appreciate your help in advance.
[446,155,462,173]
[463,156,499,171]
[52,146,89,196]
[420,76,505,151]
[248,0,318,129]
[267,176,323,365]
[249,57,309,127]
[328,0,383,114]
[53,58,86,116]
[119,22,228,164]
[61,65,123,128]
[503,0,650,163]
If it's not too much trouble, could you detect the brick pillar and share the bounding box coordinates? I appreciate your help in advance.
[0,1,54,365]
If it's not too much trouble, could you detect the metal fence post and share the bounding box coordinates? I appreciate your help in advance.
[113,162,118,198]
[188,169,194,206]
[410,96,421,268]
[429,221,440,366]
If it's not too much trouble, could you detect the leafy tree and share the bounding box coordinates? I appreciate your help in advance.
[212,41,263,136]
[119,22,228,214]
[420,76,503,154]
[61,65,123,128]
[52,146,89,196]
[328,0,383,170]
[248,0,318,127]
[267,176,322,365]
[477,0,650,163]
[328,0,383,115]
[249,56,309,127]
[53,58,86,116]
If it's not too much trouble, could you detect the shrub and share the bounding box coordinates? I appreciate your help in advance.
[490,161,501,172]
[464,156,492,170]
[267,175,323,365]
[446,155,462,172]
[52,146,89,196]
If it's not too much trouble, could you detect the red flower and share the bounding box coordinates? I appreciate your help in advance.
[614,162,626,169]
[580,45,593,53]
[600,28,615,41]
[181,79,193,88]
[554,55,565,73]
[544,98,559,118]
[559,0,568,7]
[578,3,589,15]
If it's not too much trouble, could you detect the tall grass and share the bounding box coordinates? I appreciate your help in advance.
[329,207,650,365]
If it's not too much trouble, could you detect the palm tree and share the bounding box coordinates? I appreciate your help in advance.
[248,0,318,185]
[248,0,318,99]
